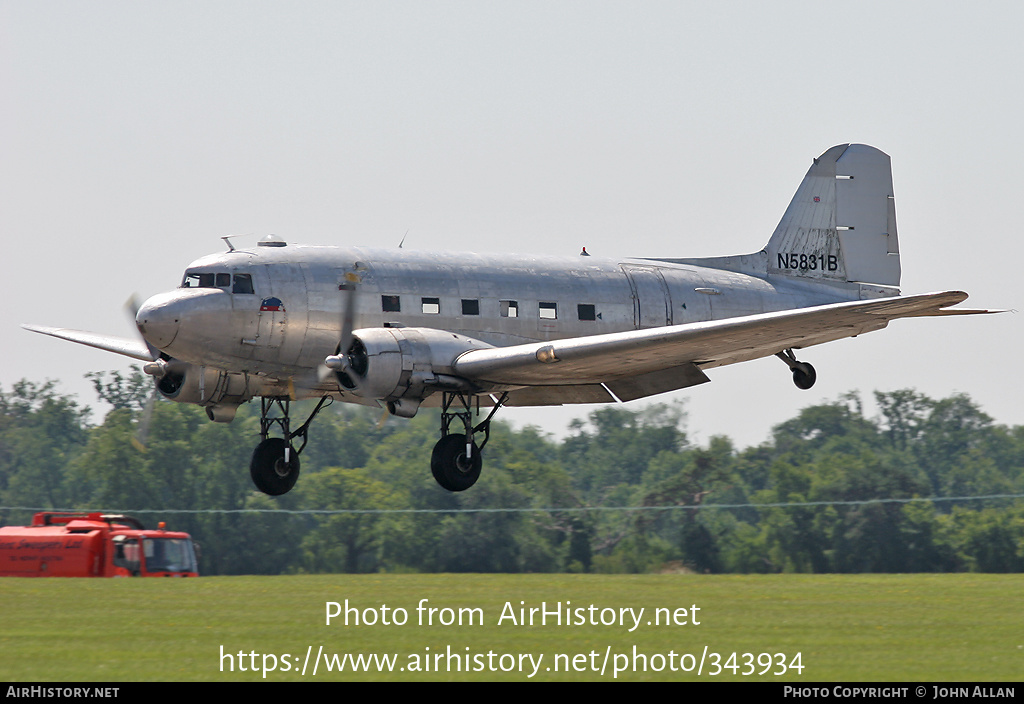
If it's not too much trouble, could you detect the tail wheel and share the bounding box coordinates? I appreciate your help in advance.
[430,434,482,492]
[792,363,817,390]
[250,437,301,495]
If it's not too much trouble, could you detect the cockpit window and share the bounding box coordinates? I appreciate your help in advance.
[233,274,254,294]
[182,272,216,288]
[181,271,253,293]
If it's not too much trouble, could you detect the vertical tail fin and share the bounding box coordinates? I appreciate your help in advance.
[766,143,901,287]
[664,144,901,293]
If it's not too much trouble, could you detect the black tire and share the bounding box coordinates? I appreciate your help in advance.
[430,434,482,492]
[250,437,301,495]
[792,363,817,390]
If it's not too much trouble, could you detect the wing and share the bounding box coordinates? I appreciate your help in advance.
[22,324,152,361]
[453,291,997,404]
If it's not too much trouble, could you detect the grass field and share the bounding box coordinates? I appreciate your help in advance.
[1,573,1021,682]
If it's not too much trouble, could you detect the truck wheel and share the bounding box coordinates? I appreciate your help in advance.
[250,438,300,495]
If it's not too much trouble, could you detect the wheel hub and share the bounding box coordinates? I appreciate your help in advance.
[454,452,474,474]
[273,458,291,478]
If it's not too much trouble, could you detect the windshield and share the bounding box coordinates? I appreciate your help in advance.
[143,537,198,573]
[181,271,254,294]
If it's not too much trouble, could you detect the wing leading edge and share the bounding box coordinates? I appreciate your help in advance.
[21,324,152,362]
[453,291,995,403]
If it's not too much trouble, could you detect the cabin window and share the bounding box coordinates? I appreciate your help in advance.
[382,295,401,312]
[500,300,518,318]
[215,273,231,287]
[539,302,557,319]
[578,303,596,321]
[462,299,480,316]
[232,274,254,294]
[422,297,440,314]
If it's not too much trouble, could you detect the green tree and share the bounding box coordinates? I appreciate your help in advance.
[0,380,91,517]
[300,466,408,573]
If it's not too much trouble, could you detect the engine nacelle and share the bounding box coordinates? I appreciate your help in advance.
[336,328,493,410]
[155,362,254,422]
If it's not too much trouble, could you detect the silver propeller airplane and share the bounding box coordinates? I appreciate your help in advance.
[25,144,994,494]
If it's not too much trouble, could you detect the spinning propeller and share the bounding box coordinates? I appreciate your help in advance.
[125,294,185,450]
[323,268,365,390]
[319,267,388,426]
[286,265,366,399]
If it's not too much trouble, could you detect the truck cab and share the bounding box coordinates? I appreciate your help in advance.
[0,513,198,577]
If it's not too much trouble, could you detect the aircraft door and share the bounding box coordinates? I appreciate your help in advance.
[621,265,673,329]
[233,268,262,360]
[658,267,714,325]
[256,263,309,365]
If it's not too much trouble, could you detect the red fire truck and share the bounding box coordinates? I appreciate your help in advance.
[0,512,198,577]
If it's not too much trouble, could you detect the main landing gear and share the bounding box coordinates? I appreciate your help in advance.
[248,392,508,496]
[430,391,508,492]
[776,348,817,390]
[250,396,331,495]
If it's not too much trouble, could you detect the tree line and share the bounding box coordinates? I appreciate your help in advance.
[1,371,1021,574]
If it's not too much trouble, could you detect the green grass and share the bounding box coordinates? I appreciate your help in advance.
[1,574,1021,681]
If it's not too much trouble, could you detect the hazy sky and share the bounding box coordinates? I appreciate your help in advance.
[2,1,1021,448]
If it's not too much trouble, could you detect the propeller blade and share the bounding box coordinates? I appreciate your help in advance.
[124,294,161,361]
[316,362,333,383]
[131,388,158,452]
[339,270,361,356]
[124,294,186,450]
[323,266,363,391]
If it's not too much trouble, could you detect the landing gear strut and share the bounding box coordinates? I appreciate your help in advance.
[776,349,817,390]
[430,391,508,491]
[250,396,331,495]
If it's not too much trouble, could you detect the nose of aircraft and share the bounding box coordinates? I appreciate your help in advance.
[136,291,182,349]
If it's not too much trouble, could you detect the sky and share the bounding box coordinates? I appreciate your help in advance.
[1,1,1021,449]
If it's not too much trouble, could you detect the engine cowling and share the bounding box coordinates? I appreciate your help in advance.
[333,328,494,415]
[154,361,254,422]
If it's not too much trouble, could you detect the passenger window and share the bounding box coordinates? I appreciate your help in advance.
[500,300,518,318]
[539,302,557,320]
[216,273,231,288]
[422,297,440,314]
[462,299,480,316]
[233,274,254,294]
[578,304,596,321]
[382,295,401,313]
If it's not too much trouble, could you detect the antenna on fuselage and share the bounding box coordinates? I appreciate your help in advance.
[221,235,239,252]
[398,230,409,249]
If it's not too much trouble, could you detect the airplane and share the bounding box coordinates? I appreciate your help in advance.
[24,144,996,495]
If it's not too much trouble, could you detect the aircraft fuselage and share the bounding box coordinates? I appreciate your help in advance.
[138,241,859,388]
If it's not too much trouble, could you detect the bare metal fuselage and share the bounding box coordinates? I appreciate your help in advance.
[142,243,860,405]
